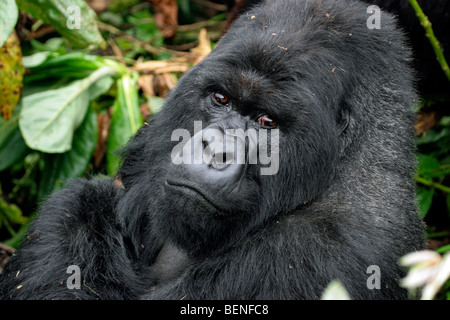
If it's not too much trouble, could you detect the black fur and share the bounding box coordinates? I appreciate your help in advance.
[229,0,450,95]
[0,0,424,300]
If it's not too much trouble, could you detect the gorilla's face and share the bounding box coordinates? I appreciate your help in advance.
[148,15,349,255]
[150,54,344,254]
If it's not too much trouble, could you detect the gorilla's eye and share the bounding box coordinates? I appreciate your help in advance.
[212,92,229,105]
[257,115,277,128]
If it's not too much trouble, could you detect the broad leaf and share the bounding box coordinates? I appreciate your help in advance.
[107,72,143,175]
[24,53,107,84]
[21,51,52,68]
[0,32,25,120]
[0,0,18,47]
[17,0,105,48]
[417,154,440,177]
[38,106,98,201]
[0,111,29,172]
[147,96,165,115]
[19,67,114,153]
[416,186,435,219]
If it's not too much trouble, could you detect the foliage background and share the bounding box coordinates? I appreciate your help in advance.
[0,0,449,299]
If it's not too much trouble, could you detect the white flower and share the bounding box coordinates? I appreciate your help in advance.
[399,250,450,300]
[321,280,351,300]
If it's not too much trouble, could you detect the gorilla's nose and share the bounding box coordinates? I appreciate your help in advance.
[169,123,257,191]
[166,127,253,214]
[196,128,245,181]
[202,131,239,171]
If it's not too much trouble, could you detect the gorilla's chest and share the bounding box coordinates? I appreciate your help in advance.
[151,242,192,286]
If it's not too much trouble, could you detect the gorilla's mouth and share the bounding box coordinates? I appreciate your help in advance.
[165,180,227,215]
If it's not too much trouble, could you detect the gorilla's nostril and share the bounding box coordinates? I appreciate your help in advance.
[208,151,232,169]
[210,161,229,170]
[202,139,209,151]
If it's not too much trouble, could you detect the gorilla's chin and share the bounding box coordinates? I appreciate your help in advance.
[154,193,249,257]
[156,170,261,255]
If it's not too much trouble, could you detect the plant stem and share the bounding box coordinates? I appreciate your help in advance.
[415,175,450,193]
[408,0,450,82]
[97,21,189,58]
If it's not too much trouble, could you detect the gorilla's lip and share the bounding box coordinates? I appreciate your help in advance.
[165,180,226,214]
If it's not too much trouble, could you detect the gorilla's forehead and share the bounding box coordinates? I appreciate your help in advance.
[197,16,343,101]
[210,30,304,82]
[200,57,279,99]
[198,37,306,99]
[204,0,387,88]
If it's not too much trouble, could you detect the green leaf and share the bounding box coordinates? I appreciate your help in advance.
[17,0,105,48]
[126,8,159,42]
[32,52,101,71]
[3,203,29,225]
[109,0,141,13]
[22,51,52,68]
[417,154,440,172]
[19,66,115,153]
[178,0,193,23]
[416,186,435,219]
[0,111,29,172]
[2,223,30,248]
[439,115,450,126]
[417,154,442,179]
[38,106,98,201]
[25,53,105,83]
[147,96,165,115]
[436,244,450,254]
[30,38,65,53]
[107,72,143,175]
[447,193,450,217]
[417,127,450,146]
[24,54,126,84]
[0,32,25,120]
[0,0,19,47]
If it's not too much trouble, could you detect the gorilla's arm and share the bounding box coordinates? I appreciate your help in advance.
[0,179,144,300]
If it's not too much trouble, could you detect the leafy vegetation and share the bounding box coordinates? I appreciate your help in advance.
[0,0,215,248]
[0,0,448,298]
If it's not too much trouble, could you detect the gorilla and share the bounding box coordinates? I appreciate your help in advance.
[0,0,425,300]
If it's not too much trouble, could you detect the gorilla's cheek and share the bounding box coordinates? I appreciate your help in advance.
[258,127,340,214]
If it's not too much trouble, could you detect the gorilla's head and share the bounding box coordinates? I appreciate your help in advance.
[119,0,417,257]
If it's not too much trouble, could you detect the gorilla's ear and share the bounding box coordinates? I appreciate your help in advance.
[337,105,350,135]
